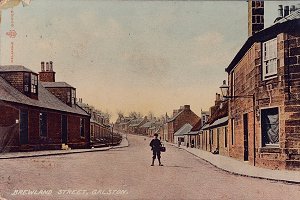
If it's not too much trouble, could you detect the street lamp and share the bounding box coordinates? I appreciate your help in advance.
[220,80,256,166]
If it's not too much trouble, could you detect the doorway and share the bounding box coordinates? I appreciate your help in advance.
[20,110,28,145]
[61,115,68,144]
[243,113,249,161]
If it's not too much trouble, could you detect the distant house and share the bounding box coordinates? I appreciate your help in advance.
[128,117,147,135]
[199,95,228,155]
[186,119,202,148]
[76,99,112,146]
[174,123,192,146]
[0,64,90,152]
[166,105,200,143]
[140,120,155,136]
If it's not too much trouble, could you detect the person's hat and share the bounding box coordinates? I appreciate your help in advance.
[154,133,158,137]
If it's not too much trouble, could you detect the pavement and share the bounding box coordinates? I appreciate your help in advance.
[0,135,129,159]
[172,143,300,184]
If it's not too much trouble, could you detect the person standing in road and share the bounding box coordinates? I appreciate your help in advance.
[150,133,163,166]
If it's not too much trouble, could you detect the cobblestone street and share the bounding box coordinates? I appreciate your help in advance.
[0,134,300,200]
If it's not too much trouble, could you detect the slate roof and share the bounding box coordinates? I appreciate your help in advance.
[174,123,192,136]
[167,110,184,123]
[41,82,74,88]
[190,119,202,132]
[0,76,88,116]
[275,9,300,23]
[141,121,154,128]
[0,65,33,73]
[129,118,144,127]
[226,18,300,73]
[201,117,228,131]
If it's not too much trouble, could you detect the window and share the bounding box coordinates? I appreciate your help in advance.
[262,38,277,80]
[80,118,85,137]
[39,112,47,137]
[224,126,228,148]
[71,89,76,105]
[23,73,30,93]
[67,91,71,104]
[231,71,235,97]
[31,74,38,94]
[231,119,235,145]
[261,107,279,147]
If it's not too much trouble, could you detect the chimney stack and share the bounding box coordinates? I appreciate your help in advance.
[39,61,56,82]
[41,61,45,72]
[183,105,190,110]
[248,0,264,37]
[284,6,290,17]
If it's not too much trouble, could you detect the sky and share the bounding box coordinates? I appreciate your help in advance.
[0,0,298,121]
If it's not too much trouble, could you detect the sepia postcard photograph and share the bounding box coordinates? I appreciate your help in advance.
[0,0,300,199]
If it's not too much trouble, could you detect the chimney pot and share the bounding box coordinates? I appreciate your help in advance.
[284,6,290,17]
[41,61,45,72]
[278,5,283,18]
[46,62,49,71]
[50,61,53,71]
[290,5,296,13]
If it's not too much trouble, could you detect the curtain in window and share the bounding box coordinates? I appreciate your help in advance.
[262,109,279,145]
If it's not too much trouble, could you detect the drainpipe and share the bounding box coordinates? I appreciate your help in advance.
[253,93,256,166]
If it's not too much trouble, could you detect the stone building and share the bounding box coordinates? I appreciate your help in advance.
[166,105,200,143]
[224,1,300,170]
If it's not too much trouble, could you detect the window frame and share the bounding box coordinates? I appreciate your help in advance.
[260,107,280,147]
[262,38,278,80]
[23,72,30,94]
[80,118,85,138]
[31,74,38,94]
[71,89,76,105]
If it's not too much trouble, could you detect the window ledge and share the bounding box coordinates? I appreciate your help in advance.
[263,74,277,81]
[259,146,281,153]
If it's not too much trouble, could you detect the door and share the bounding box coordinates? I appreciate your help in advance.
[243,113,249,161]
[20,110,28,145]
[61,115,68,144]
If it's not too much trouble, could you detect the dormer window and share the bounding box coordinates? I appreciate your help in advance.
[262,38,277,80]
[31,74,38,94]
[24,73,38,95]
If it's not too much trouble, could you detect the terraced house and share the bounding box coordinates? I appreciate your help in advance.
[223,1,300,170]
[0,64,90,152]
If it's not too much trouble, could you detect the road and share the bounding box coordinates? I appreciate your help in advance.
[0,134,299,200]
